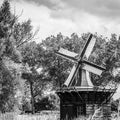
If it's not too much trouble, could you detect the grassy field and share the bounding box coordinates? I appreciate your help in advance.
[0,111,59,120]
[0,111,118,120]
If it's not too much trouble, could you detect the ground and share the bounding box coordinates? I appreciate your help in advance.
[0,111,118,120]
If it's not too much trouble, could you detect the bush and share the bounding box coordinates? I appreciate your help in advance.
[35,93,59,112]
[20,97,31,113]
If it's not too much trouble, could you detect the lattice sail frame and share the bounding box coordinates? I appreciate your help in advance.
[56,34,105,88]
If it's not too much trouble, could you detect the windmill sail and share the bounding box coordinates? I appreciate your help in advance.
[82,61,105,75]
[80,34,93,58]
[84,37,96,59]
[64,64,79,87]
[56,48,78,62]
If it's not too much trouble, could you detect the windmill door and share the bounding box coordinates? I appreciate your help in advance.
[77,104,86,116]
[61,104,75,120]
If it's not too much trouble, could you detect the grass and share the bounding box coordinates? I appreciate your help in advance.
[0,112,15,120]
[0,111,59,120]
[0,111,118,120]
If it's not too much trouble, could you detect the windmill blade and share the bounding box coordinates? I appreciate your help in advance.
[80,34,96,59]
[56,48,78,62]
[82,60,105,75]
[64,64,79,87]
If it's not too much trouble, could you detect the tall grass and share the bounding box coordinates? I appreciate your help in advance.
[0,111,59,120]
[0,112,117,120]
[0,112,15,120]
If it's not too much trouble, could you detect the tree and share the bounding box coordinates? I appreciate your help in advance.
[41,33,92,88]
[35,93,59,111]
[41,33,120,89]
[91,34,120,86]
[21,41,49,113]
[0,0,22,112]
[13,19,39,48]
[41,33,83,88]
[111,98,119,112]
[0,0,38,112]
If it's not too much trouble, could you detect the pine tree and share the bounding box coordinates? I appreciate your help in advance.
[0,0,21,112]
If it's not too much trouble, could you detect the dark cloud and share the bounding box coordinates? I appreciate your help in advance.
[17,0,61,10]
[12,0,120,20]
[62,0,120,19]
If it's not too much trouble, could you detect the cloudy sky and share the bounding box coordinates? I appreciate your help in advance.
[0,0,119,42]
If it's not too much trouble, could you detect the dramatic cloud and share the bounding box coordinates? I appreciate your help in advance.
[8,0,120,43]
[61,0,120,19]
[10,0,78,42]
[12,0,64,10]
[12,0,120,20]
[1,0,120,43]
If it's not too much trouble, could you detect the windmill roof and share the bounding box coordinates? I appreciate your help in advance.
[56,86,116,93]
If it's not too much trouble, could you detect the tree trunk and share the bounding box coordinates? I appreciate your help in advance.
[30,81,35,114]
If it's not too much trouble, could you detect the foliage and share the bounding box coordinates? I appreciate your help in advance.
[35,93,59,111]
[21,96,31,112]
[13,19,39,48]
[41,33,82,88]
[41,33,120,89]
[91,34,120,86]
[111,98,119,112]
[0,0,37,113]
[0,0,21,112]
[21,41,50,113]
[0,0,21,62]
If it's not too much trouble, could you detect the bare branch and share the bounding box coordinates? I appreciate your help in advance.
[16,27,39,48]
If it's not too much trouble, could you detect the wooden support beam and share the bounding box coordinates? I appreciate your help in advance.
[74,87,84,103]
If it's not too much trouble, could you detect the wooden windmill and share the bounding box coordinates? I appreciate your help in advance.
[56,34,105,88]
[56,34,115,120]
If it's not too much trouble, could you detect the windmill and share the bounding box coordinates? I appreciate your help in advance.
[56,34,105,88]
[55,33,116,120]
